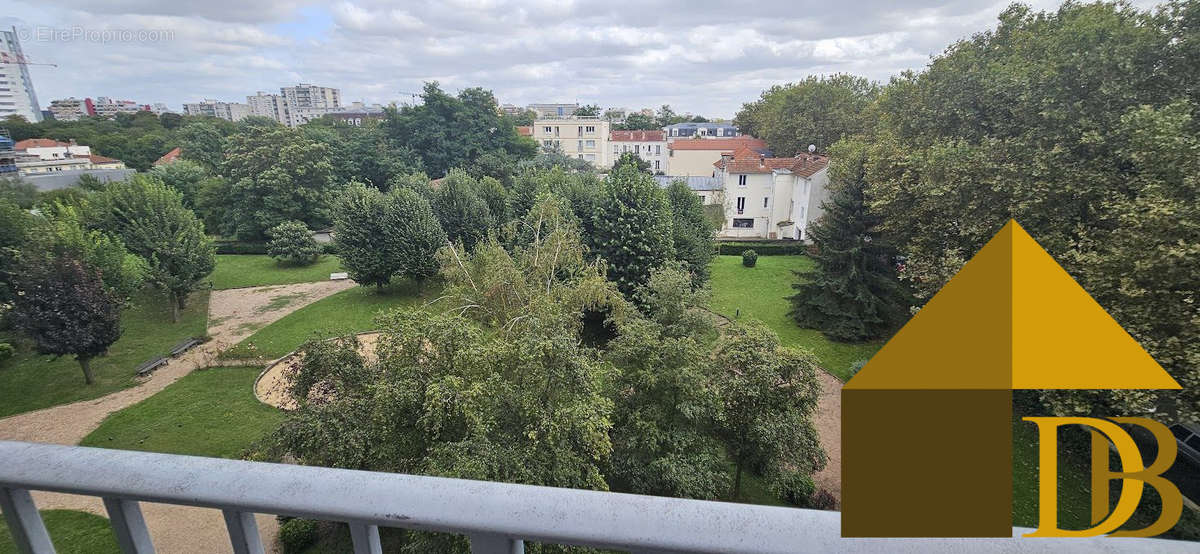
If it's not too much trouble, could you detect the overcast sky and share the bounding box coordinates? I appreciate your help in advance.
[3,1,1164,119]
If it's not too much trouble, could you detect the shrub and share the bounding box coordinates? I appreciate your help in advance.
[846,359,869,379]
[267,220,322,265]
[0,342,13,363]
[213,241,269,255]
[810,489,838,510]
[716,241,807,256]
[741,249,758,267]
[773,472,816,507]
[278,518,319,554]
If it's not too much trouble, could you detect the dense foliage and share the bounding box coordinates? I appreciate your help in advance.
[665,180,715,286]
[430,169,495,252]
[266,220,322,265]
[734,74,878,156]
[591,163,674,298]
[332,184,446,287]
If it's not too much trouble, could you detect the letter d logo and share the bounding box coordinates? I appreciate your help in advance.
[1023,417,1183,537]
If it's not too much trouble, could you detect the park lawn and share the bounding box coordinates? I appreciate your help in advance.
[0,510,120,554]
[223,280,437,360]
[209,255,343,290]
[709,255,881,380]
[80,366,284,458]
[1011,417,1092,530]
[0,289,209,418]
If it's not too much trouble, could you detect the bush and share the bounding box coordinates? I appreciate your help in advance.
[213,241,268,255]
[810,488,838,510]
[773,472,816,507]
[278,518,319,554]
[717,241,807,256]
[0,342,13,363]
[741,249,758,267]
[846,359,869,379]
[267,221,322,265]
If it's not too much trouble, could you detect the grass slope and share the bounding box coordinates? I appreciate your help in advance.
[223,280,436,360]
[709,255,881,380]
[209,255,343,290]
[80,366,284,458]
[0,510,120,554]
[0,289,209,418]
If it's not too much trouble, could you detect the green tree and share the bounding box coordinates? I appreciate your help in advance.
[223,126,337,240]
[10,256,122,385]
[430,169,493,252]
[332,184,446,287]
[615,112,658,130]
[611,151,650,174]
[0,197,32,304]
[573,104,601,117]
[788,140,908,341]
[0,176,37,209]
[86,176,215,321]
[149,159,208,208]
[175,121,225,171]
[38,206,147,301]
[592,163,674,298]
[665,180,715,287]
[734,74,878,156]
[266,220,322,265]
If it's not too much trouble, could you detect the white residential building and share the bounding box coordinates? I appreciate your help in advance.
[532,116,610,168]
[528,103,579,118]
[93,97,145,118]
[713,147,830,240]
[49,98,93,121]
[247,91,288,123]
[280,84,341,127]
[0,27,43,122]
[182,99,251,121]
[610,130,668,173]
[666,137,770,177]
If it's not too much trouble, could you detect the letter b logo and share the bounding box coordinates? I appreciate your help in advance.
[1023,417,1183,537]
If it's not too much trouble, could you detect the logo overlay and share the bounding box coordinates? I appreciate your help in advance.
[840,220,1181,537]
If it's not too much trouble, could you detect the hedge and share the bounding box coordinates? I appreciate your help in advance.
[715,241,808,256]
[214,241,337,255]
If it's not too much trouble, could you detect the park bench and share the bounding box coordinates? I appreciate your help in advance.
[134,356,169,377]
[169,337,202,357]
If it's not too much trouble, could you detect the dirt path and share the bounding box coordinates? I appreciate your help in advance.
[256,332,381,410]
[0,279,355,553]
[811,371,843,503]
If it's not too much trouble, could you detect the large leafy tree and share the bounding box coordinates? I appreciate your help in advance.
[788,140,908,342]
[430,169,494,252]
[86,176,215,321]
[591,163,674,298]
[665,179,715,287]
[10,256,122,385]
[175,120,226,172]
[301,120,421,190]
[333,183,446,288]
[734,74,878,156]
[223,126,338,240]
[0,197,32,305]
[149,159,209,209]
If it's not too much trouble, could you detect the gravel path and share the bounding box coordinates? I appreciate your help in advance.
[256,332,381,410]
[0,279,355,553]
[812,370,843,503]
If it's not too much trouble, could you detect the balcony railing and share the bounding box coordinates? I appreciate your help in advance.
[0,441,1189,553]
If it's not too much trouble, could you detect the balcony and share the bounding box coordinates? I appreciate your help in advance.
[0,441,1187,553]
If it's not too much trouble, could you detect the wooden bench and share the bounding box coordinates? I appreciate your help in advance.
[169,337,202,357]
[135,357,169,377]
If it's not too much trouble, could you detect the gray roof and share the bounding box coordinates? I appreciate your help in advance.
[654,175,722,191]
[23,168,136,191]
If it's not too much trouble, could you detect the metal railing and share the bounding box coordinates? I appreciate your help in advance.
[0,441,1191,553]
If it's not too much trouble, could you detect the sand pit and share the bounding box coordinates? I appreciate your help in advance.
[254,332,381,410]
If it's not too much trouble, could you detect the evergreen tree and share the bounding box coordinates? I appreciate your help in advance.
[592,163,674,298]
[788,141,907,341]
[665,180,715,287]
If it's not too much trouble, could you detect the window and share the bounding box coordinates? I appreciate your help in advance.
[634,144,640,154]
[543,126,552,134]
[732,218,754,229]
[578,140,584,151]
[656,145,661,155]
[736,197,746,214]
[738,175,747,187]
[585,126,595,133]
[655,160,660,170]
[763,197,769,208]
[699,195,706,203]
[543,140,553,147]
[586,140,595,148]
[613,145,619,154]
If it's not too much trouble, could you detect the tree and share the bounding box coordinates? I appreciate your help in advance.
[0,197,31,304]
[615,112,658,130]
[175,121,225,171]
[10,256,122,385]
[714,321,825,499]
[788,140,908,341]
[38,206,147,301]
[267,220,322,265]
[388,188,446,283]
[592,163,674,298]
[665,180,715,287]
[149,159,208,208]
[333,184,446,288]
[573,104,601,117]
[430,169,493,252]
[0,176,37,209]
[734,74,878,156]
[611,151,650,174]
[86,176,215,321]
[223,126,338,240]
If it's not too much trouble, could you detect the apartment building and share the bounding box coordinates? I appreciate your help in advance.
[247,91,288,122]
[49,98,95,121]
[533,116,610,168]
[663,122,738,140]
[13,138,126,176]
[713,147,830,240]
[610,130,667,173]
[93,97,147,118]
[0,27,43,122]
[182,99,251,121]
[667,137,769,177]
[528,103,579,118]
[281,84,341,127]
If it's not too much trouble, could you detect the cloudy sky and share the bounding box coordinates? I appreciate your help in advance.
[3,0,1164,119]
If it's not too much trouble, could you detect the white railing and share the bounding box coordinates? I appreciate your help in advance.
[0,441,1190,553]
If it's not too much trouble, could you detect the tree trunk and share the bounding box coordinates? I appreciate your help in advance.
[176,290,188,311]
[732,460,744,500]
[79,356,95,385]
[170,291,180,323]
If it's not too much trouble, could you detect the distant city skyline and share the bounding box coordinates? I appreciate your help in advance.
[3,0,1163,120]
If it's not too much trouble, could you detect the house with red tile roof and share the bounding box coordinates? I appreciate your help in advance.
[154,147,182,166]
[609,129,667,173]
[87,154,126,169]
[666,137,770,177]
[712,147,830,240]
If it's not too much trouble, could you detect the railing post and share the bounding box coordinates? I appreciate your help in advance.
[348,522,381,554]
[102,497,154,554]
[221,510,264,554]
[0,487,55,554]
[469,533,524,554]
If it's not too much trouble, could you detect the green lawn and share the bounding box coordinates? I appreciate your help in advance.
[0,510,120,554]
[0,289,209,418]
[208,255,343,290]
[709,255,881,380]
[80,366,284,458]
[223,280,436,360]
[1011,417,1092,530]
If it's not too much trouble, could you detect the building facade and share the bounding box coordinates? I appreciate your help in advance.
[0,27,43,122]
[528,103,579,118]
[49,98,95,121]
[247,91,288,123]
[182,99,251,121]
[532,116,610,168]
[93,97,145,118]
[666,137,769,177]
[713,148,830,240]
[281,84,341,127]
[663,122,738,140]
[610,130,667,173]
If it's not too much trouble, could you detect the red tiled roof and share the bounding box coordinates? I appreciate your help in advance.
[154,147,182,166]
[715,149,829,177]
[668,137,767,152]
[88,154,121,164]
[516,126,533,136]
[14,138,72,150]
[610,130,665,142]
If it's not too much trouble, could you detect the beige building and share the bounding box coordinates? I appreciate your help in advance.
[667,137,770,177]
[713,147,830,240]
[610,130,667,173]
[532,116,610,168]
[183,99,251,121]
[13,138,126,175]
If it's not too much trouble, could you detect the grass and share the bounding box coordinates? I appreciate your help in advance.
[1011,417,1092,530]
[709,255,882,380]
[0,510,120,554]
[208,255,343,290]
[222,280,436,360]
[0,289,209,418]
[80,366,284,458]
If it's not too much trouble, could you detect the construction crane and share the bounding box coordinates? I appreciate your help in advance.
[0,53,57,68]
